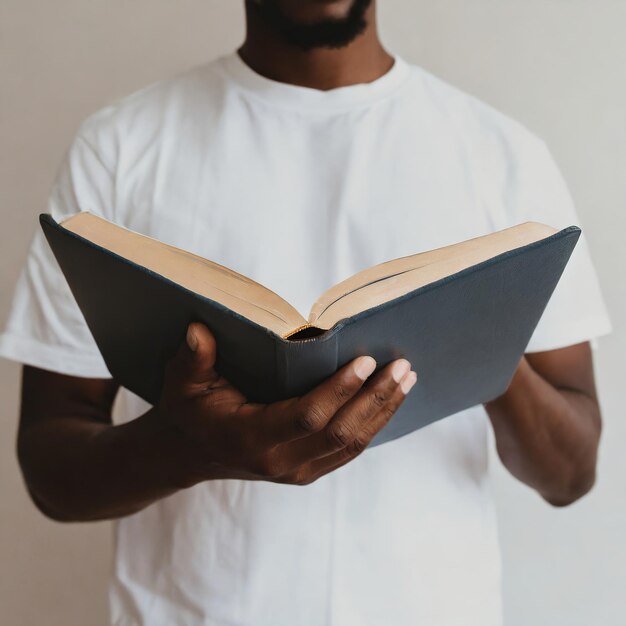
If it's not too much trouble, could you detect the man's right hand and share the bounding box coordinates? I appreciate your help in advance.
[158,322,417,486]
[16,322,417,522]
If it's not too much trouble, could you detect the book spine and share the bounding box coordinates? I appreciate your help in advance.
[275,332,339,399]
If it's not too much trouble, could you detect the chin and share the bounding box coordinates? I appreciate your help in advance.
[271,0,358,22]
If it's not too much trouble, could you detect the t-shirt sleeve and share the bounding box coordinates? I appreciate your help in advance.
[495,133,611,352]
[0,125,114,377]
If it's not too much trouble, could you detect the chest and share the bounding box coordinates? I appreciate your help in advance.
[115,107,494,313]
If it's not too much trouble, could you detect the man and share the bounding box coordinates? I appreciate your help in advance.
[0,1,612,624]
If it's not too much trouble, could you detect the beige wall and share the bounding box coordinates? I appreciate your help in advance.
[1,1,624,624]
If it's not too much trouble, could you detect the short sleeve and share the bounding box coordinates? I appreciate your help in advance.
[498,135,612,352]
[0,125,115,377]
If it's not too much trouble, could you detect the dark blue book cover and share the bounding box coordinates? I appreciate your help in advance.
[40,213,580,446]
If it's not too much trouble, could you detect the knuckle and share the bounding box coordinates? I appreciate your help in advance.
[325,422,354,448]
[295,402,327,434]
[380,402,399,421]
[285,470,315,486]
[348,435,370,456]
[332,383,353,403]
[296,474,317,486]
[253,452,282,478]
[371,388,388,409]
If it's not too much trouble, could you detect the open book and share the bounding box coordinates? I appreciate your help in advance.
[41,212,580,446]
[57,212,558,338]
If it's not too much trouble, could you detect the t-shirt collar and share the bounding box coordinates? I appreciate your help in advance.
[217,49,411,113]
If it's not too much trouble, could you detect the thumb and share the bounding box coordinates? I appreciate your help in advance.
[170,322,220,395]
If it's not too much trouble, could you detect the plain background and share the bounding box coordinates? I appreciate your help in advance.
[1,1,624,624]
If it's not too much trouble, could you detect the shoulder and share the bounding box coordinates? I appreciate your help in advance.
[405,61,548,161]
[73,56,228,163]
[403,61,566,226]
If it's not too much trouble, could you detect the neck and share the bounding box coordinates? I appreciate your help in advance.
[238,3,393,91]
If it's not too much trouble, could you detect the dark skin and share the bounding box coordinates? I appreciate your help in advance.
[19,324,416,521]
[239,0,393,89]
[17,0,602,521]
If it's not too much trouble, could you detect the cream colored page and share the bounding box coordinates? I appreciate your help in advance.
[62,212,306,336]
[310,222,557,328]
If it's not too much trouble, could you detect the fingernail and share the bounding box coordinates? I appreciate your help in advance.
[391,359,411,383]
[186,325,198,352]
[400,371,417,394]
[354,356,377,380]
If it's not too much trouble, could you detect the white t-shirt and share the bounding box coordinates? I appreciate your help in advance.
[0,51,611,626]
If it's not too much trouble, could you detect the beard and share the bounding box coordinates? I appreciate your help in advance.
[245,0,374,51]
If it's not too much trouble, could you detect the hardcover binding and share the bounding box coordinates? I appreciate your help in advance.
[40,213,581,448]
[277,330,339,397]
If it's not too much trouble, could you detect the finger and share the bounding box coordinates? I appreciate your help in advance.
[166,322,222,398]
[283,360,414,464]
[294,370,417,483]
[257,355,378,445]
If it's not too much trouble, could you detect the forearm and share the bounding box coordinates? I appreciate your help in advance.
[17,408,209,522]
[485,356,601,506]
